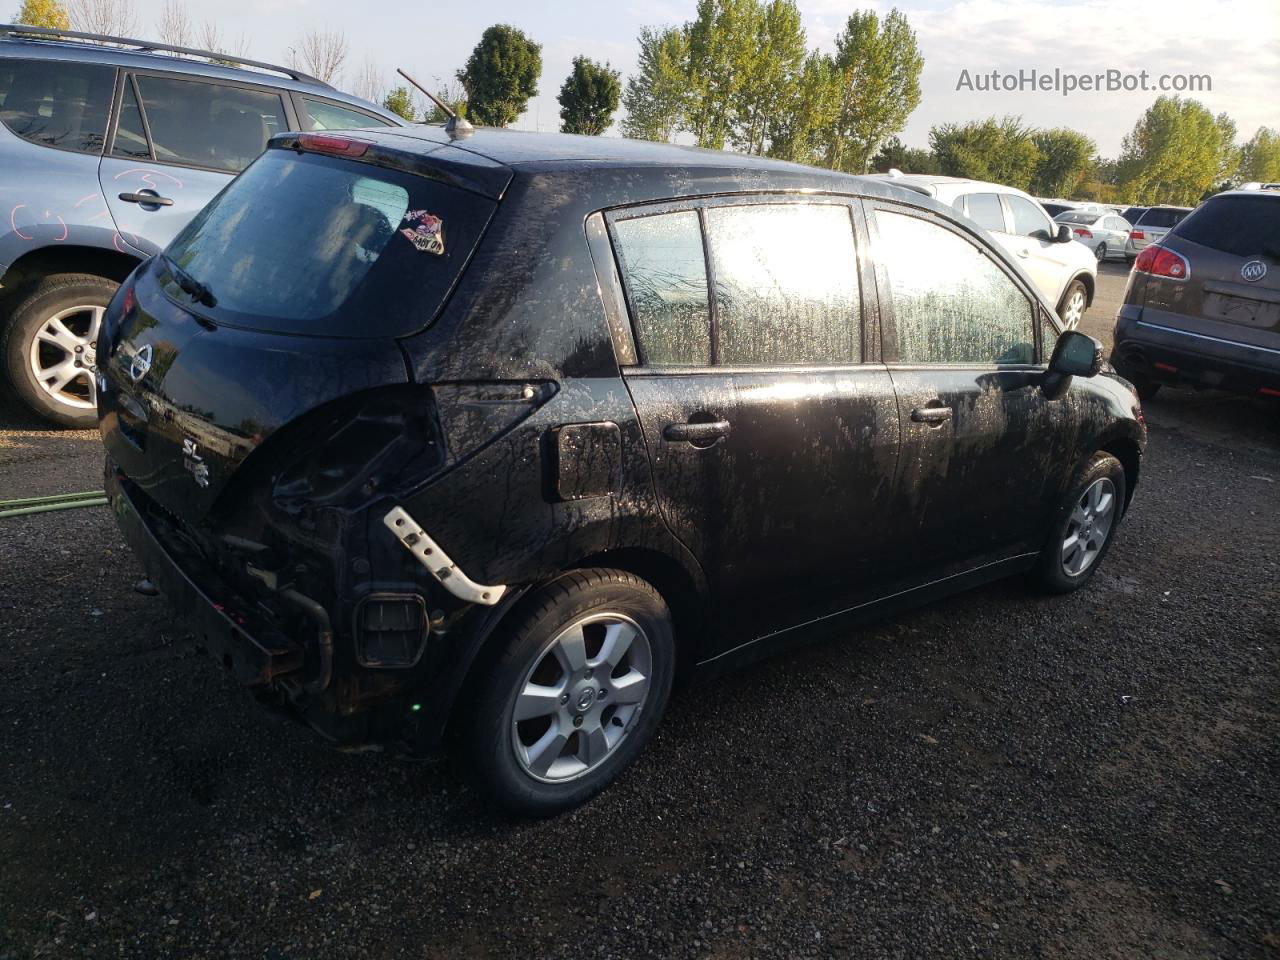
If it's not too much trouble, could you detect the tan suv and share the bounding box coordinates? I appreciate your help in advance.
[1111,188,1280,400]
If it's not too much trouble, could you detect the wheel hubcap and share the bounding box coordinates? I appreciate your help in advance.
[511,612,652,783]
[27,304,105,410]
[1063,290,1085,326]
[1061,477,1116,576]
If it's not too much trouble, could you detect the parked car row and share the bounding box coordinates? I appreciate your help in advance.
[0,23,404,426]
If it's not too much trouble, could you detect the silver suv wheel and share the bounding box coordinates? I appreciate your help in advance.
[511,612,653,783]
[1061,477,1116,576]
[27,304,103,411]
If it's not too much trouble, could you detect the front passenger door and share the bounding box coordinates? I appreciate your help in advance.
[869,203,1060,582]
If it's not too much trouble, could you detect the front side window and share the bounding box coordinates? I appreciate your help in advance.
[1006,195,1054,240]
[0,58,113,153]
[704,203,861,365]
[301,97,395,131]
[612,211,711,366]
[133,75,287,172]
[875,209,1034,365]
[962,192,1006,233]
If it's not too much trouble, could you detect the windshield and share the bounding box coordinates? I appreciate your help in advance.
[160,149,496,337]
[1055,211,1098,224]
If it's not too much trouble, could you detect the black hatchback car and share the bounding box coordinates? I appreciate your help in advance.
[98,127,1146,815]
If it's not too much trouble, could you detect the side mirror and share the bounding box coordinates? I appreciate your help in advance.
[1054,222,1073,243]
[1042,330,1104,399]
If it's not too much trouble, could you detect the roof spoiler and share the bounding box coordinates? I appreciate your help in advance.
[0,22,328,86]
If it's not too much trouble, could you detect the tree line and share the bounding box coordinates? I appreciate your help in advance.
[14,0,1278,205]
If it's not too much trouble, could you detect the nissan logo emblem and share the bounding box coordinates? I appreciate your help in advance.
[1241,260,1267,283]
[129,343,153,383]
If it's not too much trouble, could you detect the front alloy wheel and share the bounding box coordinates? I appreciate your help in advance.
[1060,477,1116,576]
[1030,450,1127,594]
[1058,280,1087,329]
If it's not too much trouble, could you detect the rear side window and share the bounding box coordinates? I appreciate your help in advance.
[1006,195,1054,239]
[301,97,396,131]
[1138,207,1187,229]
[0,58,113,154]
[963,193,1006,233]
[133,75,287,172]
[160,149,496,337]
[612,211,711,366]
[875,209,1034,365]
[1172,195,1280,258]
[704,204,860,365]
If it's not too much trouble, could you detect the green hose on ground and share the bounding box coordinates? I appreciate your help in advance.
[0,490,108,519]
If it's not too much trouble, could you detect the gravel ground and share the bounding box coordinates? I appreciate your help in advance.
[1,262,1278,959]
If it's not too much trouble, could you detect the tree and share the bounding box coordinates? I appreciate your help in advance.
[557,56,621,136]
[1116,96,1238,205]
[421,79,467,124]
[197,20,249,60]
[351,56,384,104]
[156,0,190,46]
[1030,128,1096,197]
[457,24,541,128]
[13,0,70,28]
[1239,127,1280,183]
[68,0,135,35]
[290,29,347,85]
[684,0,758,150]
[825,9,923,173]
[729,0,805,155]
[930,116,1041,190]
[765,50,839,165]
[620,26,689,143]
[870,135,940,174]
[382,87,416,123]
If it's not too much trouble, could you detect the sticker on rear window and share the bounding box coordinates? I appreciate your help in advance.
[400,210,445,255]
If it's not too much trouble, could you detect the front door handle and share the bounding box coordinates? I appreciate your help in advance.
[1016,247,1030,258]
[911,406,952,425]
[118,191,174,207]
[664,419,730,445]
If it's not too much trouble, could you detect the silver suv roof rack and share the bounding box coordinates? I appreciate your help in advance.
[0,22,329,87]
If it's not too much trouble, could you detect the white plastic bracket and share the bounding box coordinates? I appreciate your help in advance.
[382,506,506,606]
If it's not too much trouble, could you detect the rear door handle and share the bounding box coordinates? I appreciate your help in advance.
[911,406,952,425]
[118,191,174,207]
[664,419,730,444]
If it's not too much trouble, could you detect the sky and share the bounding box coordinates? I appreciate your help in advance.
[121,0,1280,157]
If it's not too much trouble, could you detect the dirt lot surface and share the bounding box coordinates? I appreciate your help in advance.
[2,261,1278,959]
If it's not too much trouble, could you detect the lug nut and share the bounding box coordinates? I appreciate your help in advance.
[584,669,593,679]
[573,715,583,728]
[597,689,607,700]
[559,693,569,705]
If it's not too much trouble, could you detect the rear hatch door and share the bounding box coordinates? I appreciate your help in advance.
[101,137,510,521]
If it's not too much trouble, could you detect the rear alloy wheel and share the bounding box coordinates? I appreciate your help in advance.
[1094,242,1107,261]
[459,569,675,816]
[2,274,118,427]
[1031,451,1126,593]
[1058,279,1088,329]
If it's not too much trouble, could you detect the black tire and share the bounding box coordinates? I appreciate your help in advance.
[1057,278,1088,327]
[458,568,676,817]
[2,273,117,427]
[1094,243,1107,261]
[1031,451,1127,594]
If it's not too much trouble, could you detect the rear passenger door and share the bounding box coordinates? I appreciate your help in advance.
[867,201,1064,580]
[100,72,292,257]
[607,196,902,653]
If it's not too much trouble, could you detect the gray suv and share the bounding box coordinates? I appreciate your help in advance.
[0,24,404,425]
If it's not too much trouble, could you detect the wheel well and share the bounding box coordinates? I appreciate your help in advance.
[1100,436,1141,511]
[1071,271,1096,308]
[0,245,142,306]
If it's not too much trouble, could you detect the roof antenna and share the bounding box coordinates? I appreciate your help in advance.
[396,67,473,139]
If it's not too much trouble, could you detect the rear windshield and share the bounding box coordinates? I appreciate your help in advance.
[160,148,495,337]
[1137,207,1188,229]
[0,57,114,153]
[1173,195,1280,258]
[1122,207,1146,222]
[1055,211,1097,224]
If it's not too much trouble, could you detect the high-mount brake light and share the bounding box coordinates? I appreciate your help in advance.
[1133,245,1190,281]
[296,134,370,158]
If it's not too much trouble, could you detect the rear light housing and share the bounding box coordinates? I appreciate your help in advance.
[1133,245,1190,281]
[295,133,371,158]
[1074,227,1093,238]
[1130,230,1145,240]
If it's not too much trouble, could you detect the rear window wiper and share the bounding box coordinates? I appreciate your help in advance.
[162,254,217,308]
